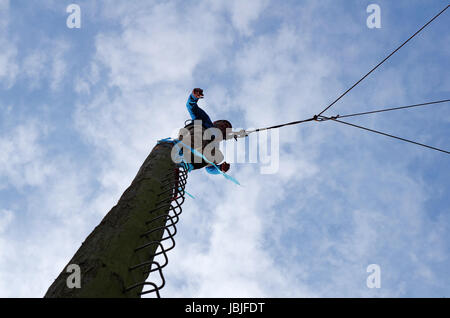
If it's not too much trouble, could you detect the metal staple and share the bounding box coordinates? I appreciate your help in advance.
[124,164,188,298]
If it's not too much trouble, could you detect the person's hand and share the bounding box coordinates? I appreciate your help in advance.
[235,129,247,140]
[220,162,230,173]
[192,88,204,99]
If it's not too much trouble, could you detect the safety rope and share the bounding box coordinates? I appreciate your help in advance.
[244,117,316,134]
[237,98,450,155]
[318,115,450,155]
[237,98,450,134]
[317,99,450,121]
[235,5,450,155]
[317,4,449,117]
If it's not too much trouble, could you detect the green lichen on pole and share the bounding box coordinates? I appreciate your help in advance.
[44,142,177,298]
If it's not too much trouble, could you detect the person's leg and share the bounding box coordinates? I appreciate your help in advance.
[194,107,214,128]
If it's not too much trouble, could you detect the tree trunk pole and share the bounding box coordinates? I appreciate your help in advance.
[45,141,179,298]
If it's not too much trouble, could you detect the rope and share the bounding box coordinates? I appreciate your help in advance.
[237,4,450,154]
[242,98,449,137]
[316,5,449,117]
[231,7,450,155]
[319,115,450,155]
[318,99,450,121]
[244,117,316,134]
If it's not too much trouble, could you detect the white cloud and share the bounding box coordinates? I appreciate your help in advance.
[0,209,13,234]
[49,42,70,91]
[0,151,114,297]
[20,40,71,91]
[74,63,100,94]
[91,1,232,92]
[0,44,18,88]
[220,0,269,36]
[161,167,318,297]
[22,51,47,84]
[0,123,55,189]
[0,0,18,88]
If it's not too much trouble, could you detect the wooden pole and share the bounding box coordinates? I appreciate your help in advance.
[44,142,178,298]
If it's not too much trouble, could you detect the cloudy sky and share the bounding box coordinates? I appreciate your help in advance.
[0,0,449,297]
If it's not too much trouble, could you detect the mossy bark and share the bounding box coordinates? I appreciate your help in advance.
[44,142,177,298]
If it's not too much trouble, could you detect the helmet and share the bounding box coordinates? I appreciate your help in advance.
[213,120,232,137]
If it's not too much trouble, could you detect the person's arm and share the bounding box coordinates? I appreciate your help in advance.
[185,88,214,128]
[186,93,200,120]
[225,129,248,140]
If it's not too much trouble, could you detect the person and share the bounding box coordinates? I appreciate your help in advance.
[179,88,231,174]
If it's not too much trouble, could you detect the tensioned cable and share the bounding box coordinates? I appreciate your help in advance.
[237,7,449,154]
[243,98,449,135]
[318,115,450,155]
[319,99,450,121]
[316,5,449,117]
[244,117,316,134]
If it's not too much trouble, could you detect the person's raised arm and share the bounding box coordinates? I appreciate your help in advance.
[186,88,204,115]
[185,88,214,128]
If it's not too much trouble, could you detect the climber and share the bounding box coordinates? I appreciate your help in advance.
[179,88,233,175]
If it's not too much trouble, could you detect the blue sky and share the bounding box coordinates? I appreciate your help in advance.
[0,0,449,297]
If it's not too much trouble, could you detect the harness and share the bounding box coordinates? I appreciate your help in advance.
[178,121,218,170]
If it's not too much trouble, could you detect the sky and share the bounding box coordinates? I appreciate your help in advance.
[0,0,449,298]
